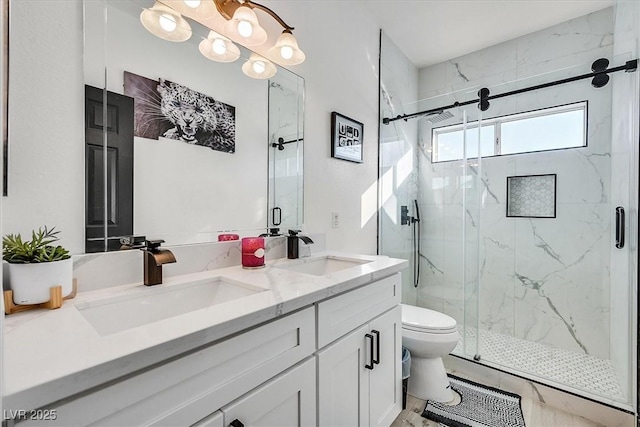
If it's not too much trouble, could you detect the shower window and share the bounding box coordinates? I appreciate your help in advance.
[431,101,587,162]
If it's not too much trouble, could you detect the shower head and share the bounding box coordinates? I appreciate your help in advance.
[424,110,454,124]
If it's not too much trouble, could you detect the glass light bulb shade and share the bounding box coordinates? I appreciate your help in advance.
[280,45,294,60]
[140,1,192,42]
[184,0,201,8]
[267,31,305,65]
[212,38,227,55]
[237,20,253,38]
[252,60,266,74]
[198,30,240,63]
[242,54,277,79]
[223,6,267,46]
[159,13,177,32]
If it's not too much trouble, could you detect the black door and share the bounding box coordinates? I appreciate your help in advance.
[85,85,134,253]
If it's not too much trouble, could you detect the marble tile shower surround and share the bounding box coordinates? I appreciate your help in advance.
[414,7,617,361]
[72,234,325,293]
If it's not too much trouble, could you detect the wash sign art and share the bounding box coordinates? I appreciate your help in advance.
[331,111,364,163]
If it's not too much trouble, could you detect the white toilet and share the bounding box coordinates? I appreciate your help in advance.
[401,303,460,402]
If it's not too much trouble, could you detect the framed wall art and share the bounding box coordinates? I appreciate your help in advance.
[331,111,363,163]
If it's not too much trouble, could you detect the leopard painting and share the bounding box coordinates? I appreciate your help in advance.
[123,71,236,154]
[157,79,235,153]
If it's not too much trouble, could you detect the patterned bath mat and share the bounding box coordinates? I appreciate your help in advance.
[422,375,526,427]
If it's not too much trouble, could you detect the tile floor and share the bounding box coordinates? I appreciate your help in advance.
[453,326,625,402]
[391,394,606,427]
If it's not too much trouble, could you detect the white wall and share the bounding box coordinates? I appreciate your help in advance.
[3,0,84,253]
[261,1,382,254]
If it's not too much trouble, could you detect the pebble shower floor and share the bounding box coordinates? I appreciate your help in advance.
[452,326,625,403]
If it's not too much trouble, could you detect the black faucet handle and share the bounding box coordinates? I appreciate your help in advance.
[145,239,166,250]
[288,229,301,236]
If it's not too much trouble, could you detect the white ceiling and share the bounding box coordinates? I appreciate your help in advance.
[365,0,614,68]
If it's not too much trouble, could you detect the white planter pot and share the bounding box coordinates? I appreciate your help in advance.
[8,258,73,305]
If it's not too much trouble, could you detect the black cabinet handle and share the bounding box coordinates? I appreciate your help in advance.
[616,206,625,249]
[372,330,380,365]
[229,420,244,427]
[365,333,374,370]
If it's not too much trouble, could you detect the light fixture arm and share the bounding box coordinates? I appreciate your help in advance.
[213,0,294,31]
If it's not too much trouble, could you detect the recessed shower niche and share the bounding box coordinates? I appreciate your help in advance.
[506,174,556,218]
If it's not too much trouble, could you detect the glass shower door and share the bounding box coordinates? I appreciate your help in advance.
[464,50,638,408]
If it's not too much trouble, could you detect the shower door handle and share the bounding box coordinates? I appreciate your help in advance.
[272,207,282,226]
[615,206,625,249]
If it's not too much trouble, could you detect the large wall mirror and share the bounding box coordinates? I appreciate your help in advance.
[4,0,304,254]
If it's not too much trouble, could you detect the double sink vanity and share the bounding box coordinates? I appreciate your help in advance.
[3,252,407,426]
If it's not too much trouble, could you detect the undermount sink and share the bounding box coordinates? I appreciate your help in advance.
[275,256,371,276]
[76,277,264,336]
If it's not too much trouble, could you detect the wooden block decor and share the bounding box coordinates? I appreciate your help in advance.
[3,278,77,315]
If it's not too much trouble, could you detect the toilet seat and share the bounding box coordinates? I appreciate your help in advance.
[401,304,458,334]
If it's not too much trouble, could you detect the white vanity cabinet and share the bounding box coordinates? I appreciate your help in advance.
[16,307,316,427]
[9,268,405,427]
[316,274,402,427]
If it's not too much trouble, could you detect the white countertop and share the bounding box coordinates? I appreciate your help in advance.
[3,252,407,410]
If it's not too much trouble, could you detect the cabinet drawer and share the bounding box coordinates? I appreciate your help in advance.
[24,307,315,426]
[221,358,316,427]
[317,273,400,348]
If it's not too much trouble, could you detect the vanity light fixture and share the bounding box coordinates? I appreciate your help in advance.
[222,5,267,46]
[210,0,306,65]
[140,1,192,42]
[242,53,277,79]
[199,30,241,62]
[267,29,305,66]
[140,0,305,77]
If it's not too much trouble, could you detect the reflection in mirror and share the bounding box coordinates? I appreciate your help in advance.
[268,70,304,233]
[82,0,304,251]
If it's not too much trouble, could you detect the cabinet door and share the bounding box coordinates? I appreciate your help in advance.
[369,306,402,427]
[317,324,370,427]
[221,358,316,427]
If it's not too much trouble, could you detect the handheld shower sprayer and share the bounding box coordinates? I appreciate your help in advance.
[400,202,421,288]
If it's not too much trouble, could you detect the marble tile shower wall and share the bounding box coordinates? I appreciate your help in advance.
[416,8,615,360]
[379,33,420,305]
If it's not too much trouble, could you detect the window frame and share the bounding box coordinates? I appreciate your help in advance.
[430,101,588,163]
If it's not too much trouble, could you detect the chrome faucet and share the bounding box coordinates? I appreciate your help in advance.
[141,240,176,286]
[287,230,314,259]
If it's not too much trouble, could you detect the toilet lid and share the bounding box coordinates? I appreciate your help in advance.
[401,303,457,333]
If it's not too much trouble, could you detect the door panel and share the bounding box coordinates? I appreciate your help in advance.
[369,306,402,427]
[221,358,316,427]
[317,324,369,427]
[85,85,134,252]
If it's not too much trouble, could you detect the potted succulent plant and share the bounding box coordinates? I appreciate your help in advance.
[3,226,73,305]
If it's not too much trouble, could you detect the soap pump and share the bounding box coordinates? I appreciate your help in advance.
[287,230,314,259]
